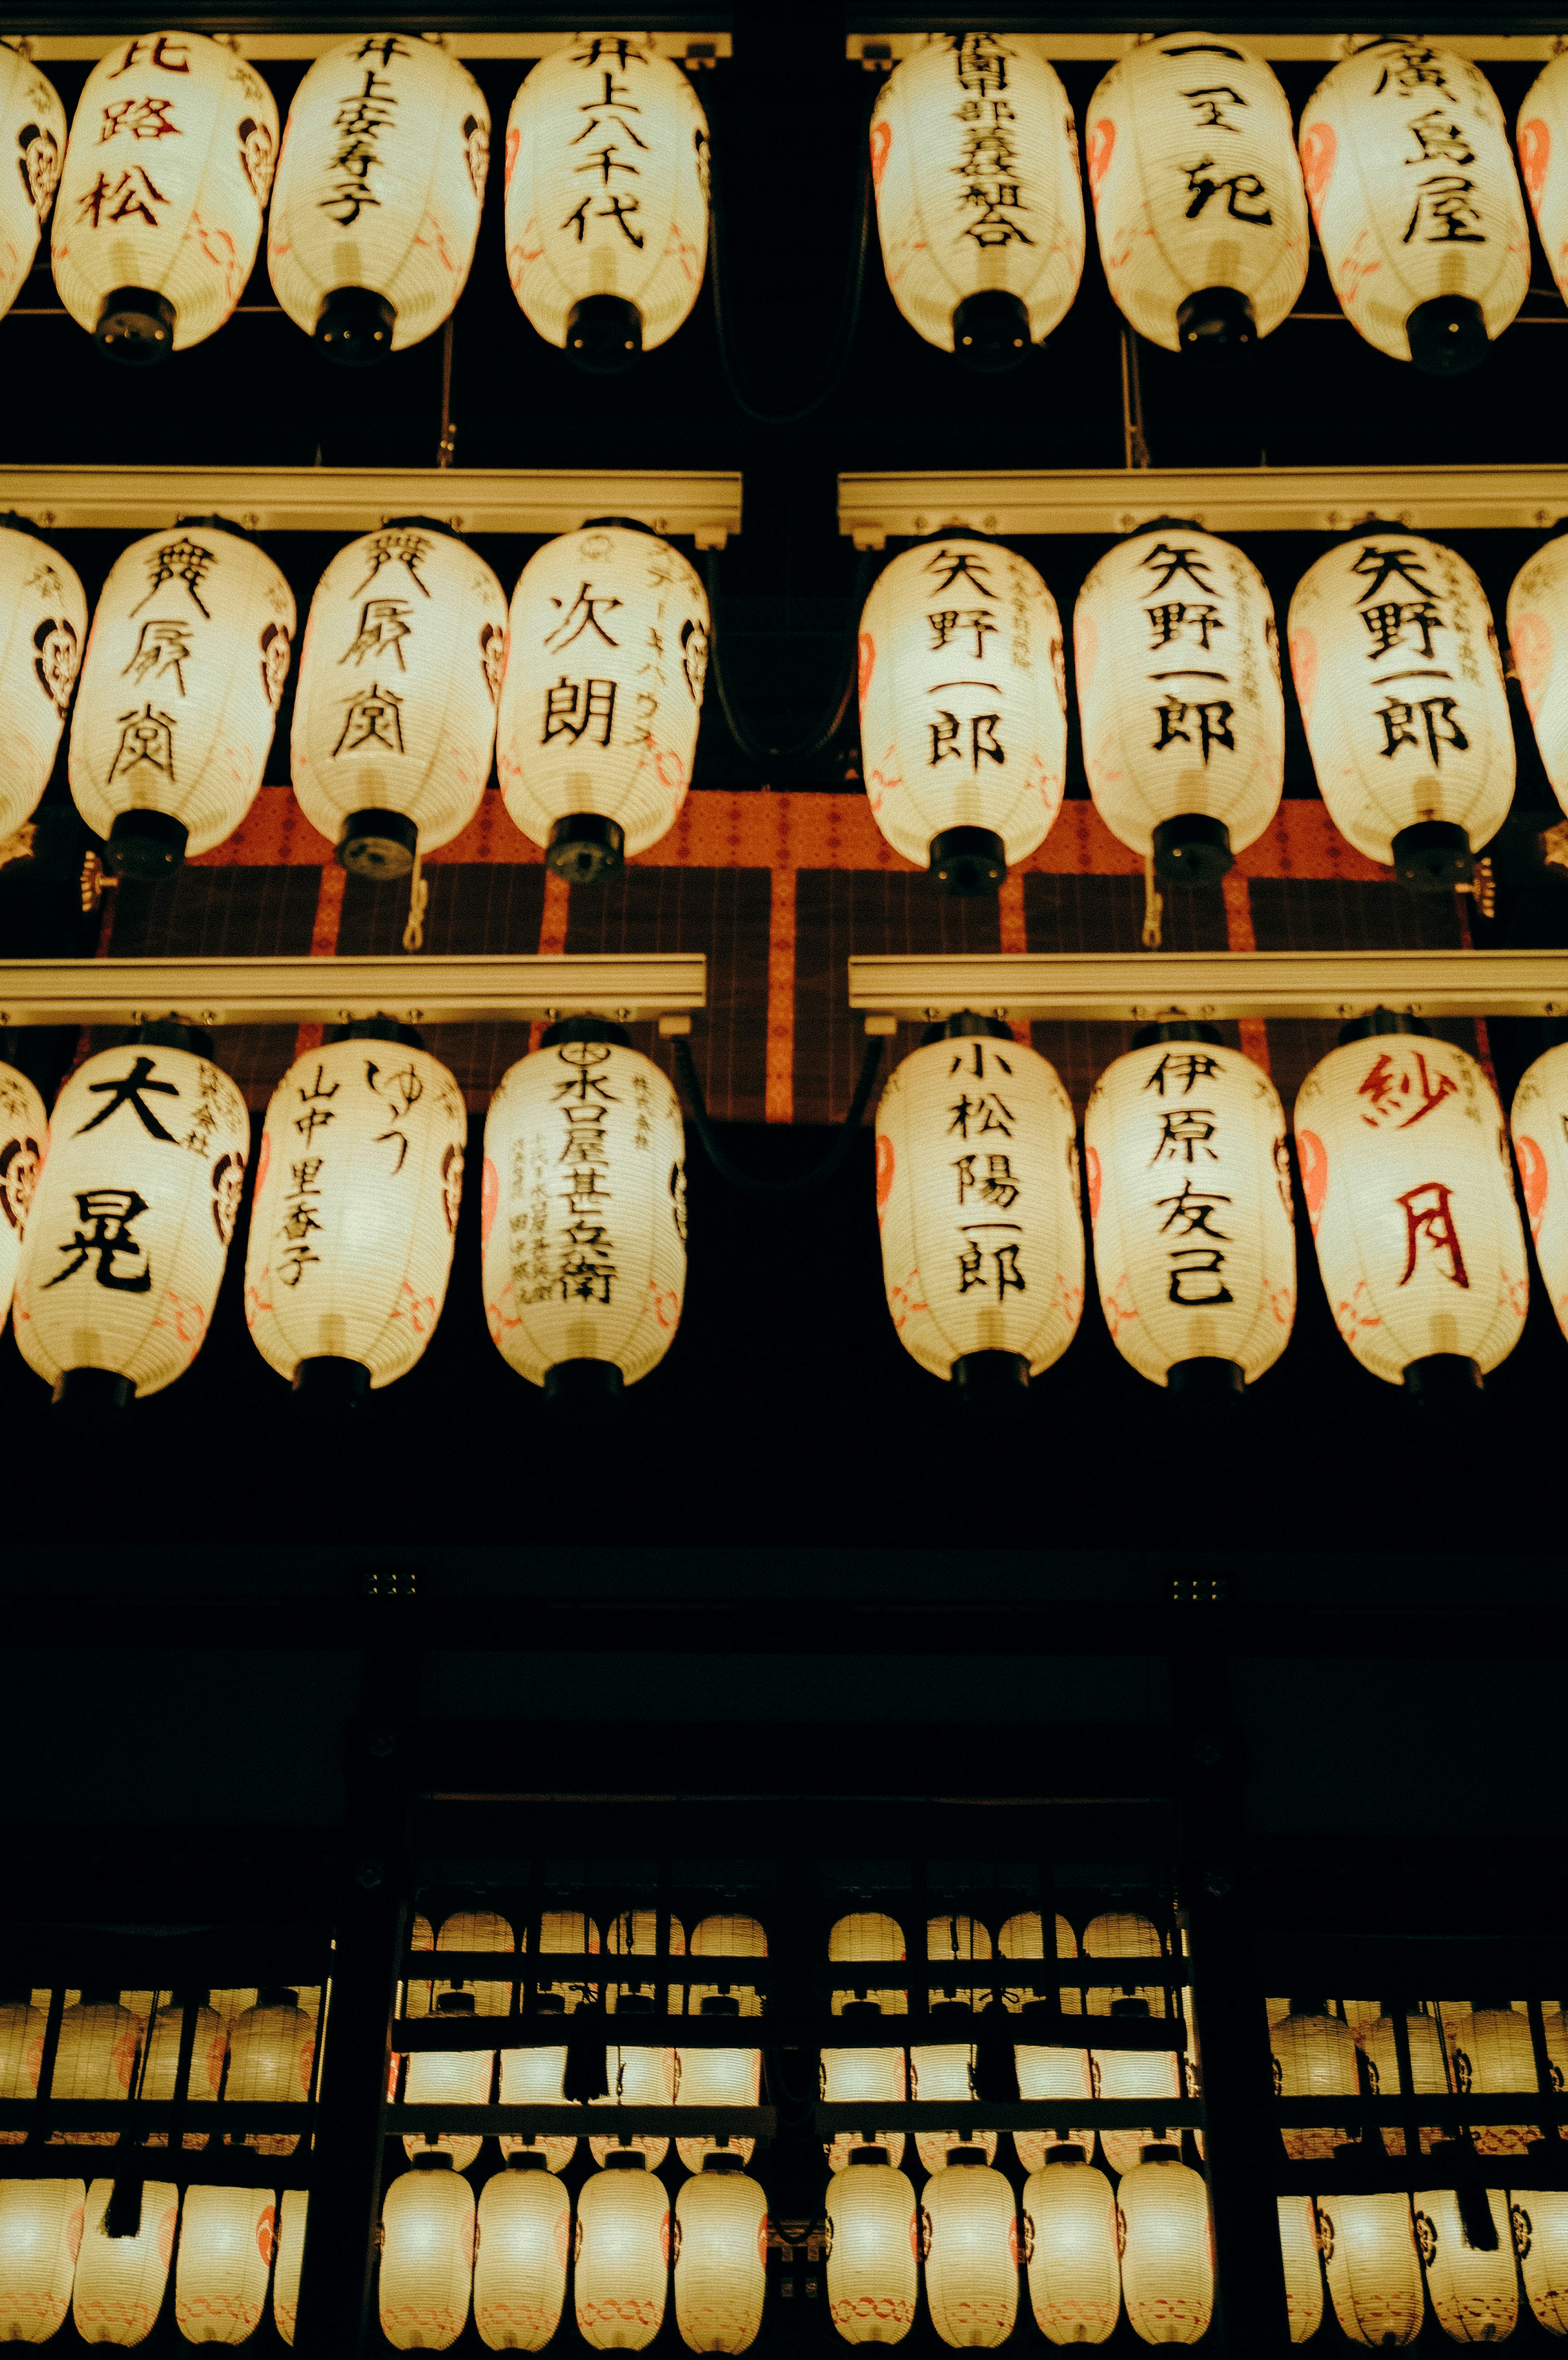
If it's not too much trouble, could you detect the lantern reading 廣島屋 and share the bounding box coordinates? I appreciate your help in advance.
[1294,1020,1529,1408]
[672,2156,766,2357]
[0,522,86,845]
[268,33,488,365]
[825,2148,918,2347]
[1298,38,1528,375]
[1022,2149,1121,2347]
[69,522,294,878]
[574,2153,669,2354]
[1506,536,1568,823]
[291,519,508,876]
[52,31,277,361]
[1318,2192,1426,2348]
[870,35,1084,372]
[1074,523,1285,885]
[1116,2149,1214,2346]
[380,2159,475,2354]
[0,47,64,326]
[505,38,709,373]
[496,521,708,883]
[921,2151,1019,2351]
[1519,56,1568,315]
[0,1062,45,1333]
[858,537,1067,893]
[1287,530,1513,891]
[1086,33,1308,356]
[1512,1043,1568,1343]
[473,2158,570,2353]
[0,2177,84,2341]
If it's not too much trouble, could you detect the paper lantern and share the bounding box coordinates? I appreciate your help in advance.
[0,2177,83,2341]
[52,31,277,359]
[1520,57,1568,313]
[998,1912,1079,2012]
[380,2159,474,2353]
[1413,2188,1517,2344]
[825,2148,917,2346]
[1115,2150,1213,2347]
[869,36,1083,370]
[0,1995,44,2144]
[1363,2008,1450,2157]
[677,1912,765,2173]
[1299,39,1528,374]
[573,2153,669,2351]
[245,1027,466,1406]
[673,2155,766,2355]
[49,1995,139,2145]
[824,1917,909,2175]
[1318,2192,1425,2348]
[0,47,65,326]
[435,1909,517,2021]
[72,2178,179,2345]
[858,537,1068,891]
[1083,1919,1179,2180]
[498,2040,578,2175]
[1087,33,1307,354]
[913,1919,996,2173]
[1452,2004,1540,2157]
[268,33,488,363]
[483,1023,686,1399]
[1511,2189,1568,2335]
[921,2151,1018,2349]
[404,1994,493,2175]
[474,2157,569,2353]
[1000,1915,1093,2171]
[1287,530,1512,888]
[1270,2003,1361,2164]
[1510,1043,1568,1343]
[1074,524,1284,882]
[223,1988,314,2158]
[0,1065,43,1341]
[1506,537,1568,824]
[1023,2150,1120,2347]
[173,2185,274,2345]
[141,1997,225,2149]
[591,1998,675,2170]
[0,524,87,843]
[68,522,294,876]
[495,522,708,880]
[272,2191,305,2347]
[1294,1024,1528,1402]
[504,40,709,370]
[1277,2197,1324,2345]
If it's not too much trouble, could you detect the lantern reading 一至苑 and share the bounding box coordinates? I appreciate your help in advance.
[0,2178,84,2342]
[380,2160,475,2353]
[0,47,64,326]
[1023,2149,1120,2347]
[1506,537,1568,824]
[1511,1043,1568,1343]
[1116,2149,1214,2346]
[72,2178,180,2347]
[1319,2192,1425,2348]
[673,2156,766,2356]
[173,2184,275,2346]
[0,1063,46,1335]
[573,2153,669,2353]
[825,2148,917,2347]
[0,519,86,845]
[1270,2004,1360,2163]
[921,2151,1019,2350]
[473,2158,569,2354]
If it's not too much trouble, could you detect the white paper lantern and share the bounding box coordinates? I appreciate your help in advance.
[1087,32,1308,354]
[677,1912,764,2172]
[52,32,276,359]
[870,36,1083,370]
[1512,1043,1568,1342]
[1083,1917,1180,2180]
[72,2178,179,2346]
[173,2185,275,2345]
[1287,530,1512,888]
[1271,2005,1361,2165]
[141,1998,225,2149]
[1115,2151,1213,2347]
[0,2177,84,2342]
[0,524,87,842]
[474,2159,570,2353]
[49,1996,140,2144]
[1023,2151,1120,2347]
[1506,537,1568,824]
[0,1063,46,1337]
[825,1917,908,2175]
[1000,1916,1093,2171]
[1512,2189,1568,2335]
[268,33,488,362]
[404,1995,493,2175]
[0,1995,45,2145]
[1299,39,1528,374]
[1519,58,1568,312]
[825,2148,917,2346]
[1074,524,1284,882]
[0,47,65,326]
[1294,1025,1528,1400]
[1319,2192,1425,2347]
[1363,2008,1450,2158]
[272,2190,305,2348]
[246,1028,466,1405]
[591,2008,675,2171]
[1452,2005,1540,2157]
[574,2153,669,2351]
[915,1919,995,2172]
[498,2041,578,2175]
[922,2151,1018,2349]
[69,521,294,875]
[1278,2196,1324,2345]
[496,522,708,879]
[435,1909,517,2022]
[380,2160,474,2353]
[1413,2188,1517,2344]
[858,537,1068,889]
[223,1989,315,2158]
[673,2156,766,2355]
[504,40,709,369]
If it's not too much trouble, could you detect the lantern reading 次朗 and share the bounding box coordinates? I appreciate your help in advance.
[573,2153,669,2353]
[0,47,64,326]
[272,2191,306,2347]
[825,2148,918,2347]
[1270,2004,1360,2163]
[1319,2191,1425,2347]
[1506,537,1568,822]
[1511,1044,1568,1343]
[921,2150,1019,2350]
[1023,2149,1120,2347]
[677,1915,766,2174]
[1116,2149,1214,2346]
[380,2159,475,2354]
[0,522,86,844]
[1414,2188,1518,2344]
[72,2178,180,2347]
[222,1989,314,2157]
[473,2157,570,2354]
[672,2155,766,2356]
[0,2178,84,2342]
[172,2185,275,2345]
[1278,2197,1325,2345]
[824,1916,909,2173]
[0,1063,45,1334]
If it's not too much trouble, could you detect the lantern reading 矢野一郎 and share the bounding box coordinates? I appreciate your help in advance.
[1086,33,1308,355]
[858,537,1067,892]
[291,520,508,876]
[1510,1043,1568,1342]
[1022,2150,1120,2347]
[870,35,1083,372]
[1298,38,1528,375]
[496,522,708,883]
[52,31,277,361]
[1287,530,1513,891]
[1506,536,1568,822]
[505,39,708,372]
[268,33,488,364]
[826,2149,918,2347]
[1519,56,1568,314]
[574,2155,668,2353]
[0,1062,45,1332]
[0,47,65,326]
[69,522,294,878]
[1074,523,1285,884]
[0,521,87,842]
[379,2160,474,2354]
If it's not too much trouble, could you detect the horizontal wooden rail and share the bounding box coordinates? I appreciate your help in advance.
[392,2012,1187,2052]
[390,2104,776,2137]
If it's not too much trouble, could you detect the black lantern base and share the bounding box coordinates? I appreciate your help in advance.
[1153,813,1234,887]
[953,1350,1031,1408]
[930,826,1006,896]
[952,289,1030,372]
[547,813,624,885]
[53,1367,134,1415]
[137,1016,216,1059]
[315,286,396,368]
[95,287,175,365]
[293,1356,371,1411]
[1403,1353,1483,1411]
[1177,285,1256,357]
[544,1358,626,1408]
[566,294,642,373]
[1407,293,1488,377]
[540,1015,633,1049]
[1392,819,1473,892]
[1167,1356,1245,1403]
[107,809,188,880]
[1337,1008,1430,1046]
[338,808,419,880]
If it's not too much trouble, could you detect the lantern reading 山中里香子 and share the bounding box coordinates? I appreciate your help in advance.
[0,47,65,326]
[173,2184,276,2345]
[921,2151,1019,2351]
[380,2159,474,2353]
[1023,2149,1120,2347]
[1270,2003,1360,2163]
[574,2153,669,2353]
[825,2148,917,2347]
[0,2178,84,2341]
[0,522,87,845]
[1318,2191,1425,2347]
[0,1062,46,1334]
[1506,536,1568,823]
[673,2155,766,2356]
[474,2158,569,2353]
[1116,2148,1214,2345]
[1511,1042,1568,1342]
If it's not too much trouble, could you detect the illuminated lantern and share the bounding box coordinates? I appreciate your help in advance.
[141,1997,225,2148]
[1270,2003,1360,2164]
[677,1915,765,2174]
[825,1915,909,2174]
[245,1026,466,1407]
[173,2185,274,2344]
[50,1994,139,2145]
[1318,2192,1425,2347]
[404,1993,492,2175]
[1074,524,1284,884]
[915,1917,996,2174]
[1087,33,1307,355]
[72,2178,179,2345]
[0,1992,44,2144]
[921,2151,1018,2349]
[68,522,294,876]
[825,2147,917,2346]
[1413,2189,1517,2344]
[1520,57,1568,312]
[0,2177,84,2340]
[1277,2197,1324,2345]
[499,2036,577,2175]
[1023,2149,1120,2347]
[1002,1916,1094,2171]
[1299,39,1528,374]
[52,32,277,360]
[379,2159,474,2353]
[483,1023,686,1401]
[1512,2188,1568,2334]
[496,522,708,881]
[673,2155,766,2355]
[870,36,1083,371]
[1084,1919,1180,2179]
[1507,539,1568,823]
[269,34,487,364]
[592,1997,676,2171]
[1116,2149,1213,2346]
[0,48,65,325]
[504,40,708,371]
[223,1989,314,2158]
[1363,2007,1449,2157]
[0,524,86,843]
[473,2156,569,2353]
[573,2152,669,2352]
[858,537,1067,892]
[1294,1023,1528,1404]
[0,1065,44,1333]
[1452,2003,1539,2156]
[1287,530,1512,889]
[272,2191,305,2347]
[435,1909,517,2021]
[1511,1043,1568,1342]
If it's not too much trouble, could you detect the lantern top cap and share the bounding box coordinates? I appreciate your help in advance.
[579,516,664,540]
[846,2144,889,2166]
[945,2145,987,2168]
[412,2148,456,2170]
[604,2148,648,2170]
[701,2151,745,2173]
[1044,2143,1087,2165]
[1336,1008,1432,1046]
[1285,1997,1332,2021]
[699,1994,742,2016]
[0,511,56,547]
[255,1987,301,2011]
[540,1016,633,1050]
[380,514,463,541]
[174,513,258,544]
[507,2150,549,2170]
[1138,2142,1182,2165]
[74,1988,127,2008]
[1115,515,1205,541]
[435,1990,477,2017]
[331,1016,427,1050]
[1130,1019,1225,1050]
[613,1992,655,2013]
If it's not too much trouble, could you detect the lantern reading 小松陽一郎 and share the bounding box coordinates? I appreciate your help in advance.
[0,1062,46,1334]
[921,2151,1018,2351]
[69,521,294,878]
[1086,32,1308,356]
[379,2159,475,2354]
[1298,38,1528,375]
[1287,530,1513,891]
[291,519,508,877]
[574,2153,669,2353]
[1318,2191,1425,2347]
[0,46,65,326]
[858,537,1068,894]
[505,38,708,373]
[870,35,1083,372]
[1506,536,1568,823]
[825,2148,918,2347]
[52,30,277,361]
[1022,2149,1121,2347]
[673,2156,766,2357]
[1519,55,1568,314]
[0,521,87,842]
[1511,1042,1568,1343]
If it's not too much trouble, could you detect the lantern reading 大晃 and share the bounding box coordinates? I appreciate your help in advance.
[0,47,65,327]
[0,521,87,843]
[1511,1042,1568,1343]
[1506,536,1568,822]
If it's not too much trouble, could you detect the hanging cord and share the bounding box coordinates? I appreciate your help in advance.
[672,1032,883,1197]
[704,545,873,768]
[402,851,428,952]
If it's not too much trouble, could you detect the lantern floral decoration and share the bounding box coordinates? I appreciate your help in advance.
[0,46,65,325]
[1318,2192,1425,2348]
[1023,2148,1120,2347]
[473,2157,570,2354]
[672,2155,767,2357]
[573,2153,669,2353]
[1116,2148,1214,2346]
[72,2177,180,2346]
[1511,1043,1568,1342]
[0,519,85,845]
[379,2159,474,2354]
[1414,2188,1518,2344]
[173,2185,276,2345]
[1277,2196,1325,2345]
[1519,56,1568,313]
[824,1915,909,2174]
[921,2150,1018,2351]
[825,2147,917,2347]
[1506,537,1568,823]
[0,1062,45,1333]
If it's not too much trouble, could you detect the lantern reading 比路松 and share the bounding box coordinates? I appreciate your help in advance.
[1414,2188,1518,2344]
[173,2184,275,2346]
[0,47,65,327]
[1270,2003,1360,2163]
[677,1915,766,2174]
[573,2153,669,2353]
[1023,2148,1120,2347]
[223,1989,314,2157]
[0,519,86,845]
[272,2191,306,2347]
[1511,1043,1568,1344]
[380,2159,475,2354]
[1116,2148,1214,2346]
[921,2150,1019,2350]
[672,2155,766,2356]
[824,1915,909,2174]
[473,2157,569,2354]
[825,2148,918,2346]
[1506,538,1568,825]
[1277,2196,1325,2344]
[1319,2191,1425,2347]
[0,1062,46,1335]
[0,2178,84,2341]
[72,2178,180,2346]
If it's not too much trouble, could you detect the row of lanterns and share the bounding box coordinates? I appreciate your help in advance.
[0,1986,316,2147]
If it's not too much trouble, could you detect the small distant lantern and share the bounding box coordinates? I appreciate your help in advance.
[1512,1043,1568,1342]
[272,2191,306,2347]
[1299,39,1528,374]
[1414,2188,1517,2344]
[1022,2149,1120,2347]
[0,47,65,326]
[1277,2197,1325,2345]
[141,1996,225,2146]
[1082,1917,1182,2181]
[825,2147,917,2346]
[173,2185,275,2345]
[677,1915,766,2175]
[71,2177,179,2345]
[473,2157,570,2353]
[1452,2002,1540,2156]
[0,2177,84,2341]
[379,2159,474,2354]
[590,2000,676,2171]
[1270,2003,1360,2162]
[0,1992,45,2141]
[1363,2007,1448,2157]
[1511,2188,1568,2335]
[504,40,709,372]
[0,522,86,843]
[0,1063,45,1333]
[223,1989,314,2158]
[1507,538,1568,822]
[858,538,1068,892]
[68,521,294,876]
[49,1994,138,2146]
[1002,1913,1094,2171]
[574,2152,670,2352]
[824,1915,909,2174]
[1519,58,1568,314]
[870,36,1083,371]
[921,2150,1018,2349]
[403,1993,492,2175]
[1116,2148,1214,2346]
[1318,2190,1425,2347]
[673,2155,766,2356]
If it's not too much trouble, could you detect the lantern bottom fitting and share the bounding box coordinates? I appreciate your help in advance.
[1176,285,1256,359]
[52,1366,134,1416]
[1167,1355,1245,1403]
[1407,293,1488,378]
[314,286,396,370]
[951,290,1030,373]
[952,1349,1030,1407]
[929,827,1006,897]
[1152,814,1233,888]
[106,808,188,880]
[566,294,643,374]
[546,813,625,886]
[1402,1352,1483,1411]
[543,1356,625,1407]
[1392,820,1474,893]
[94,287,175,367]
[292,1354,371,1412]
[338,809,419,880]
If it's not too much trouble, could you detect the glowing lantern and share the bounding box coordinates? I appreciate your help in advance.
[1506,539,1568,822]
[245,1026,466,1408]
[0,1064,44,1335]
[504,40,708,371]
[1413,2189,1517,2344]
[496,522,708,881]
[1452,2004,1540,2156]
[49,1995,139,2145]
[1278,2197,1324,2344]
[1074,524,1284,884]
[825,1916,909,2174]
[592,1997,675,2171]
[173,2185,274,2344]
[72,2178,179,2345]
[0,524,85,843]
[499,2038,577,2175]
[1299,40,1528,375]
[435,1910,517,2021]
[52,32,276,360]
[921,2150,1018,2349]
[223,1989,314,2158]
[272,2191,305,2347]
[1083,1919,1180,2179]
[1270,2003,1360,2164]
[914,1917,996,2174]
[858,537,1067,892]
[825,2147,917,2346]
[573,2152,669,2351]
[678,1916,765,2174]
[380,2159,474,2353]
[404,1993,492,2175]
[1294,1023,1528,1404]
[1318,2192,1425,2347]
[141,1997,225,2148]
[673,2155,766,2355]
[473,2157,569,2353]
[269,33,487,364]
[68,521,293,876]
[870,36,1083,370]
[1087,33,1307,354]
[1363,2008,1449,2157]
[0,48,65,326]
[1287,530,1512,889]
[1511,2189,1568,2334]
[1520,58,1568,313]
[0,2177,83,2341]
[1002,1916,1094,2172]
[1511,1043,1568,1342]
[0,1993,44,2144]
[1023,2149,1120,2347]
[1116,2149,1213,2346]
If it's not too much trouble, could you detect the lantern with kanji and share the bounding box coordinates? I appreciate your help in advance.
[1116,2149,1213,2345]
[1318,2191,1425,2347]
[0,1063,45,1335]
[71,2178,180,2345]
[1270,2003,1360,2163]
[921,2151,1018,2350]
[380,2158,474,2353]
[824,1916,909,2174]
[825,2148,917,2346]
[1278,2197,1324,2344]
[1508,538,1568,822]
[1023,2149,1120,2347]
[1519,56,1568,315]
[0,48,65,326]
[0,521,85,844]
[272,2191,306,2347]
[173,2185,275,2345]
[0,2178,83,2341]
[473,2157,569,2353]
[673,2155,766,2356]
[223,1989,314,2157]
[1511,1043,1568,1342]
[1414,2188,1517,2344]
[574,2153,669,2352]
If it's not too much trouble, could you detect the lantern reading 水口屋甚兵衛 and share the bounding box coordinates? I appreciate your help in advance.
[574,2153,669,2353]
[0,46,65,327]
[0,521,87,845]
[473,2157,569,2353]
[1023,2148,1121,2347]
[379,2158,475,2354]
[826,2147,917,2347]
[672,2155,766,2357]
